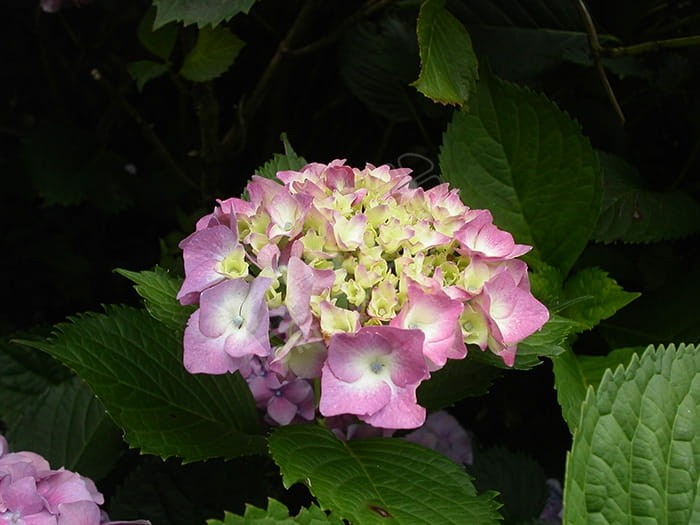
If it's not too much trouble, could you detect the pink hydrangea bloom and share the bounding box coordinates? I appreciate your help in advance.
[0,436,149,525]
[319,326,429,429]
[178,160,549,429]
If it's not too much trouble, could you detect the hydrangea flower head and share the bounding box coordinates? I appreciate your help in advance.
[178,160,549,429]
[0,436,150,525]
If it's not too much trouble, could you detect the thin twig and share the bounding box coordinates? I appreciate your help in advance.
[600,35,700,57]
[577,0,625,125]
[288,0,395,56]
[220,0,321,155]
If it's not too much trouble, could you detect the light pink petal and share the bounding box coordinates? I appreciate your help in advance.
[183,310,245,374]
[326,330,392,383]
[391,285,464,369]
[281,380,313,404]
[3,476,44,514]
[481,272,549,344]
[38,471,102,512]
[319,363,391,417]
[56,500,101,525]
[360,387,426,430]
[197,280,250,338]
[177,225,240,304]
[266,396,298,426]
[13,512,58,525]
[285,257,335,337]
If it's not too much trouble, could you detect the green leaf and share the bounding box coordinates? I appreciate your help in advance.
[552,346,639,433]
[0,339,70,424]
[7,376,124,480]
[116,267,194,331]
[138,6,178,60]
[564,343,700,524]
[417,353,502,409]
[208,498,343,524]
[467,447,547,524]
[127,60,170,92]
[593,152,700,243]
[439,70,602,274]
[153,0,255,29]
[559,267,640,332]
[255,133,307,181]
[180,26,245,82]
[412,0,478,106]
[17,306,264,461]
[269,425,501,525]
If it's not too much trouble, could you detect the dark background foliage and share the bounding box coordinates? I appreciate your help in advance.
[2,0,700,521]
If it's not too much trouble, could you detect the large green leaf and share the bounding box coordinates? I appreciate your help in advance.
[269,425,501,525]
[439,70,602,274]
[593,152,700,243]
[0,339,70,424]
[180,26,245,82]
[412,0,478,106]
[552,346,639,434]
[153,0,255,29]
[208,498,343,524]
[559,267,640,332]
[564,343,700,524]
[7,376,124,480]
[18,306,264,461]
[116,267,193,332]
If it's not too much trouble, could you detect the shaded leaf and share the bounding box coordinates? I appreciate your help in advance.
[0,339,70,424]
[17,306,264,461]
[180,26,245,82]
[110,455,271,525]
[412,0,478,106]
[127,60,170,92]
[138,6,178,60]
[417,354,502,410]
[153,0,255,29]
[593,152,700,243]
[564,343,700,524]
[255,133,307,181]
[467,446,547,524]
[440,70,602,274]
[269,425,501,525]
[7,376,124,481]
[552,346,639,433]
[116,267,193,332]
[559,267,640,332]
[339,15,422,122]
[208,498,343,524]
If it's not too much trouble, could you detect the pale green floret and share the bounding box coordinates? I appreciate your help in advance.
[343,279,367,307]
[218,246,249,278]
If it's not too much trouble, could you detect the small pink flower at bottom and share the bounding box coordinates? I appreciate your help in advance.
[319,326,429,429]
[404,410,473,465]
